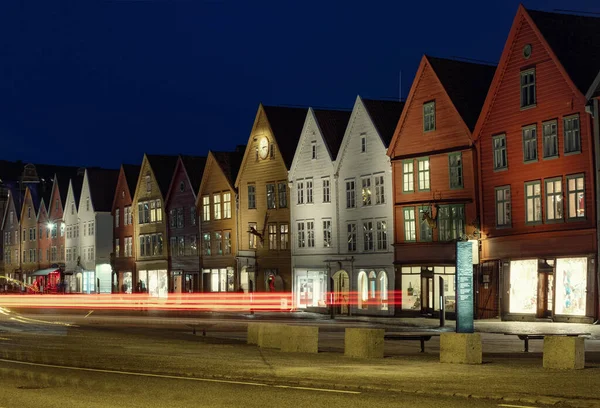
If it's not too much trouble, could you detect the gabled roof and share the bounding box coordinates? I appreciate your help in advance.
[313,109,352,160]
[263,105,309,169]
[122,164,141,198]
[146,155,179,198]
[86,168,120,212]
[26,184,42,214]
[7,186,23,224]
[427,56,496,131]
[180,155,207,195]
[527,8,600,95]
[361,99,405,147]
[71,173,86,208]
[212,148,244,189]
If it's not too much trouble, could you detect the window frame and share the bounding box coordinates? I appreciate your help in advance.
[402,160,414,193]
[361,176,372,206]
[423,101,436,132]
[520,68,536,109]
[417,157,430,192]
[322,178,331,203]
[566,174,586,221]
[247,184,256,209]
[495,185,512,228]
[448,152,463,189]
[347,223,357,252]
[542,119,559,159]
[563,115,581,155]
[403,207,416,242]
[418,206,433,242]
[492,134,508,171]
[345,179,356,208]
[522,124,538,163]
[437,204,466,242]
[544,177,563,223]
[266,183,276,209]
[524,180,543,225]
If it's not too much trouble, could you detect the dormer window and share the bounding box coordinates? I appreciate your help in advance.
[423,101,436,132]
[361,134,367,153]
[311,141,317,160]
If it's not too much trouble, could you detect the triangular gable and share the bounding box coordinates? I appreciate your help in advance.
[234,104,267,189]
[198,150,243,207]
[473,5,589,140]
[20,187,35,223]
[288,108,320,181]
[62,179,78,222]
[165,155,207,207]
[86,168,119,213]
[47,175,63,218]
[37,199,48,222]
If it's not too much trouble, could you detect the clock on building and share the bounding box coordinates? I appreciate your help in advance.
[258,136,269,159]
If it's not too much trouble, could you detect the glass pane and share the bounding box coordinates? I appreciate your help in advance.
[555,258,587,316]
[509,259,537,313]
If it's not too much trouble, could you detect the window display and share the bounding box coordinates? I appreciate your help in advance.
[401,267,421,310]
[555,258,587,316]
[509,259,537,314]
[295,270,327,308]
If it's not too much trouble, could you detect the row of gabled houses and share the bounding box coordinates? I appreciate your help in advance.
[1,5,600,322]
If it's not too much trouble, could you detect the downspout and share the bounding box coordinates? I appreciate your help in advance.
[591,98,600,323]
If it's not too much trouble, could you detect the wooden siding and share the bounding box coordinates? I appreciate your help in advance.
[112,167,135,261]
[3,196,21,276]
[236,108,292,291]
[37,203,51,269]
[47,180,65,266]
[20,188,39,273]
[477,14,595,252]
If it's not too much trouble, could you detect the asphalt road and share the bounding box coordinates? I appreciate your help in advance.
[0,359,551,408]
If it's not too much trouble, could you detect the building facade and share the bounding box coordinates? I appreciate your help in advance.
[235,105,307,294]
[2,189,22,286]
[289,108,350,311]
[474,6,600,322]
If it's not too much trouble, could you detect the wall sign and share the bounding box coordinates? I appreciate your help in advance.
[456,241,474,333]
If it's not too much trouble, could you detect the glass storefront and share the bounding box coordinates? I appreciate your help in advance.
[295,270,327,309]
[401,266,455,312]
[138,269,168,298]
[401,267,421,311]
[555,257,587,316]
[357,269,390,311]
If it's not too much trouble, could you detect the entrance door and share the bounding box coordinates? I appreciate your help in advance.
[173,274,183,293]
[421,276,434,315]
[536,272,554,318]
[332,270,349,315]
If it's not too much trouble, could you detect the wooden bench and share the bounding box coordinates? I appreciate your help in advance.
[384,333,440,352]
[504,332,591,352]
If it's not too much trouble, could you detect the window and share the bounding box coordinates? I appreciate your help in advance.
[306,179,313,204]
[564,115,581,154]
[189,235,198,256]
[191,206,197,226]
[361,177,371,206]
[448,153,463,189]
[248,222,257,249]
[493,134,508,171]
[423,101,435,132]
[374,175,384,205]
[266,184,276,209]
[311,141,317,159]
[347,223,357,252]
[115,239,120,257]
[306,220,315,247]
[322,178,330,203]
[522,125,537,162]
[297,222,305,248]
[277,183,287,208]
[346,179,355,208]
[520,69,536,108]
[27,206,31,219]
[376,221,387,250]
[297,181,304,205]
[125,206,132,225]
[88,221,94,236]
[125,237,132,257]
[403,160,414,192]
[361,134,367,153]
[567,174,585,220]
[223,192,231,218]
[178,236,186,256]
[86,197,90,211]
[495,186,511,227]
[71,203,75,215]
[268,224,277,250]
[224,231,231,254]
[214,232,222,255]
[248,185,256,209]
[323,219,332,248]
[169,209,177,228]
[202,196,210,221]
[269,143,274,158]
[179,181,185,192]
[438,204,465,241]
[418,158,430,191]
[203,233,211,255]
[418,206,433,241]
[146,175,152,192]
[363,220,374,251]
[115,208,120,228]
[525,181,542,224]
[542,120,558,158]
[23,229,25,242]
[177,207,184,228]
[279,224,289,250]
[545,178,563,222]
[213,194,221,220]
[403,208,416,242]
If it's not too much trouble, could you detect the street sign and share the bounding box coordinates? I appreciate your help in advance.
[456,241,474,333]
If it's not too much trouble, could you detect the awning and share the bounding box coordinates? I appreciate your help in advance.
[31,268,60,277]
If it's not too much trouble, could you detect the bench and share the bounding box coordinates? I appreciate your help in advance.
[384,333,440,352]
[504,332,591,352]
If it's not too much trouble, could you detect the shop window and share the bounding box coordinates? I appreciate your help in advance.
[401,266,421,311]
[378,271,388,311]
[296,271,328,309]
[509,259,538,314]
[555,257,587,316]
[357,271,368,309]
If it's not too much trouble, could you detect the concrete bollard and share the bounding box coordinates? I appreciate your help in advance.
[543,336,585,370]
[344,328,385,358]
[440,333,482,364]
[247,322,260,345]
[280,326,319,353]
[257,323,286,349]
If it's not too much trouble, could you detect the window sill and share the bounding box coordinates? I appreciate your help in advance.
[493,167,508,173]
[523,159,538,164]
[520,104,537,111]
[542,155,559,161]
[564,150,582,157]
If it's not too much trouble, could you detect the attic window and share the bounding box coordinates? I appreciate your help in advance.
[523,44,532,59]
[28,206,31,219]
[122,190,125,199]
[71,203,75,215]
[311,141,317,160]
[269,143,274,158]
[361,134,367,153]
[86,197,90,211]
[179,181,185,192]
[423,101,436,132]
[146,174,152,192]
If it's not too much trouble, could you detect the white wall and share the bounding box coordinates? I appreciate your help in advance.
[63,181,80,273]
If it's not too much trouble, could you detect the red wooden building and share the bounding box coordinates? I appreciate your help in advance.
[112,164,140,293]
[474,6,600,322]
[387,55,495,318]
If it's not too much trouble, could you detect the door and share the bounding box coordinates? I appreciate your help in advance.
[536,272,553,318]
[332,270,349,315]
[421,275,434,315]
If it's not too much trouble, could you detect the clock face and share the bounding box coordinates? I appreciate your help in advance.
[258,137,269,159]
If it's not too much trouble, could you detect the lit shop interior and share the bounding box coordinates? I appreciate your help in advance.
[401,266,456,315]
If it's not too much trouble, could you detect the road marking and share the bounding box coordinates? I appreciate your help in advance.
[84,310,94,318]
[498,404,539,408]
[0,358,360,395]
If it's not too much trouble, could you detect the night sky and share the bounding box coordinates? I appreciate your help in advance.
[1,0,598,169]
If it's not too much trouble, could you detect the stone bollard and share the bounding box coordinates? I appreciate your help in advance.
[543,336,585,369]
[440,333,482,364]
[281,326,319,353]
[344,328,385,358]
[247,322,260,345]
[257,323,286,349]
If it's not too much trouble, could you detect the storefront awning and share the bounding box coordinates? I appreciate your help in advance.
[31,268,60,277]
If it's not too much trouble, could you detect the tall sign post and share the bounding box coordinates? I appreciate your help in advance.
[456,241,474,333]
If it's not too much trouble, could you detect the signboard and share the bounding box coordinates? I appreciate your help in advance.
[456,241,474,333]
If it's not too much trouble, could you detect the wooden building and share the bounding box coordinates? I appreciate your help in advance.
[197,148,243,292]
[165,155,206,293]
[2,187,22,285]
[474,6,600,322]
[20,186,41,281]
[132,154,178,297]
[387,56,495,318]
[235,105,307,293]
[112,164,140,294]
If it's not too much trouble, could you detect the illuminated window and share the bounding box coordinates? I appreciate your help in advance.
[248,222,257,249]
[525,181,542,224]
[545,178,563,222]
[268,224,277,250]
[279,224,289,250]
[202,196,210,221]
[222,192,231,218]
[213,194,221,220]
[567,174,585,220]
[361,177,371,206]
[403,160,414,192]
[418,158,430,191]
[403,208,416,242]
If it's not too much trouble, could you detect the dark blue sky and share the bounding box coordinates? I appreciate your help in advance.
[1,0,598,168]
